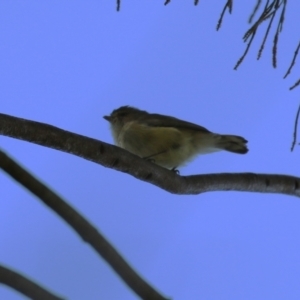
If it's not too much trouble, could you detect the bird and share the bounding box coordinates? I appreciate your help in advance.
[103,106,248,170]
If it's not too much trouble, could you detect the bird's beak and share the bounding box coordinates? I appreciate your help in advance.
[103,115,111,122]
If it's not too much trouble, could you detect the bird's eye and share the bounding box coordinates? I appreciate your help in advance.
[118,112,127,117]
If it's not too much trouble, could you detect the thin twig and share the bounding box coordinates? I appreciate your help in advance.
[284,41,300,79]
[116,0,120,11]
[291,102,300,152]
[0,149,169,300]
[234,32,256,69]
[164,0,171,5]
[243,1,274,42]
[249,0,262,23]
[273,29,279,67]
[272,0,287,68]
[278,0,287,33]
[216,0,233,31]
[257,10,276,60]
[0,264,64,300]
[235,0,289,69]
[194,0,200,5]
[290,79,300,91]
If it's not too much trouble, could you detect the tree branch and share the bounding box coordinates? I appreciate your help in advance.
[0,149,168,300]
[235,0,289,71]
[0,113,299,197]
[291,101,300,152]
[284,40,300,79]
[216,0,233,31]
[0,264,64,300]
[248,0,262,24]
[290,79,300,90]
[116,0,120,11]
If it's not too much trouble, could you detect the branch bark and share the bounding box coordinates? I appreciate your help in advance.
[0,113,299,197]
[0,264,65,300]
[0,149,169,300]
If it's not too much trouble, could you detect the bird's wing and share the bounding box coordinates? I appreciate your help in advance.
[140,113,211,133]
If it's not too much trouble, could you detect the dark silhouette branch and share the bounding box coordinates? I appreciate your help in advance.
[0,264,64,300]
[244,0,274,41]
[249,0,263,23]
[290,79,300,90]
[284,40,300,79]
[234,0,287,69]
[257,7,276,60]
[164,0,200,6]
[0,149,169,300]
[235,0,272,69]
[234,31,256,70]
[216,0,233,31]
[0,113,300,197]
[115,1,299,89]
[272,0,287,68]
[291,101,300,152]
[285,41,300,90]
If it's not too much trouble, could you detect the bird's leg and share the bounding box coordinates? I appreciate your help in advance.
[171,167,180,175]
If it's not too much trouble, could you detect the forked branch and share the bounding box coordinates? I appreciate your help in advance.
[216,0,233,31]
[235,0,288,69]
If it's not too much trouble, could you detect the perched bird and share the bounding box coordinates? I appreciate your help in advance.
[104,106,248,170]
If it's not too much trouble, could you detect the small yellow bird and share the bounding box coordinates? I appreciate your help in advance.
[104,106,248,170]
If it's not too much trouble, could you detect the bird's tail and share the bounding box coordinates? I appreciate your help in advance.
[214,134,248,154]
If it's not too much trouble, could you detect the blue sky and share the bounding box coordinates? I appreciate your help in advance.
[1,1,300,299]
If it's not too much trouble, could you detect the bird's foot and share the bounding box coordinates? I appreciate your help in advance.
[171,167,180,175]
